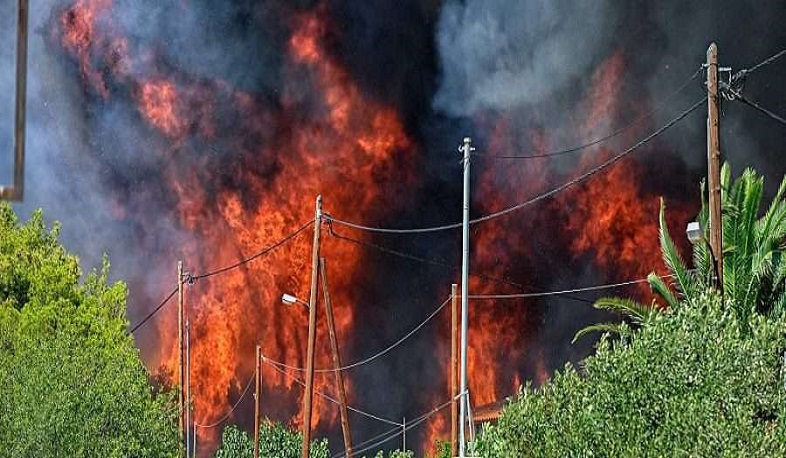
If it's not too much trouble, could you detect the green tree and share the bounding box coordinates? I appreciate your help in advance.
[576,163,786,341]
[215,422,329,458]
[0,203,179,457]
[477,291,786,457]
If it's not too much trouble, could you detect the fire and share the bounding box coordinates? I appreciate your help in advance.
[53,0,699,454]
[58,1,416,450]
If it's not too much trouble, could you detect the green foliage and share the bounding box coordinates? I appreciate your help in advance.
[476,291,786,457]
[0,203,179,457]
[427,439,451,458]
[215,421,330,458]
[577,164,786,341]
[369,450,414,458]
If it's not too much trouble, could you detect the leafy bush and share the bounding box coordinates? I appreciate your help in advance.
[0,204,179,456]
[476,291,786,457]
[215,422,329,458]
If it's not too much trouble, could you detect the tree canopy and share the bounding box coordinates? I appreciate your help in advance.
[0,203,179,457]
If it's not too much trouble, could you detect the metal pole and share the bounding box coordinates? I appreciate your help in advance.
[1,0,27,201]
[320,258,353,458]
[177,261,184,446]
[450,284,458,457]
[706,43,724,295]
[254,345,261,458]
[459,137,473,458]
[301,195,322,458]
[402,417,406,452]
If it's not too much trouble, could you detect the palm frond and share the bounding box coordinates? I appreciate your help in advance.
[647,272,678,309]
[593,297,652,324]
[572,323,630,344]
[658,199,696,299]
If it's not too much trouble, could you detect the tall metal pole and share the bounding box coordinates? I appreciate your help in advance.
[1,0,27,201]
[301,195,322,458]
[706,43,724,294]
[459,137,473,458]
[254,345,262,458]
[450,283,459,457]
[402,417,406,452]
[320,258,353,458]
[177,260,185,446]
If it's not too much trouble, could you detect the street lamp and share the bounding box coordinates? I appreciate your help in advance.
[281,293,309,308]
[686,221,703,244]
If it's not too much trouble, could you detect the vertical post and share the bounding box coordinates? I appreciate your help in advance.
[185,321,191,458]
[459,137,473,458]
[706,43,724,295]
[177,260,185,446]
[320,258,353,458]
[302,195,322,458]
[450,284,459,457]
[1,0,27,201]
[254,345,262,458]
[402,417,406,452]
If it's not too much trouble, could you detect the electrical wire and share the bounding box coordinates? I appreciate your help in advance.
[331,396,458,458]
[127,220,313,334]
[467,277,654,300]
[474,66,703,159]
[739,47,786,76]
[262,295,452,373]
[325,96,706,234]
[194,371,256,429]
[729,89,786,128]
[261,354,402,426]
[328,229,594,304]
[128,286,178,334]
[192,219,314,280]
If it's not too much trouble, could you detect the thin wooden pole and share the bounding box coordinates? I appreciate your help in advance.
[320,258,353,458]
[2,0,27,201]
[301,196,322,458]
[254,345,262,458]
[706,43,724,294]
[177,260,184,446]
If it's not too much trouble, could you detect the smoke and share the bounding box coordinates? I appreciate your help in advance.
[2,0,786,455]
[433,0,615,115]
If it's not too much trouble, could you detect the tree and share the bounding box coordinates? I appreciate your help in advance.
[214,422,330,458]
[476,291,786,457]
[0,203,179,457]
[576,163,786,341]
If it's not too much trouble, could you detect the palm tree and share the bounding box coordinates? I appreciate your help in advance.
[575,163,786,342]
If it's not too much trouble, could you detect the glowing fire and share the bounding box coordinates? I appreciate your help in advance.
[58,1,415,449]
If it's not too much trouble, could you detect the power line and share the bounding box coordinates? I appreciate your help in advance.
[474,67,702,159]
[331,396,457,458]
[261,354,402,426]
[128,286,178,334]
[127,220,313,334]
[328,228,594,304]
[192,219,314,280]
[194,371,256,429]
[730,89,786,128]
[467,277,655,300]
[738,47,786,76]
[262,296,452,373]
[325,96,706,234]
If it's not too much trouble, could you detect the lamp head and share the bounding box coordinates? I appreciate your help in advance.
[686,221,703,244]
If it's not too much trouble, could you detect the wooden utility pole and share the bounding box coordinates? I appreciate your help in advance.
[1,0,28,201]
[177,260,185,444]
[707,43,724,294]
[302,195,322,458]
[450,284,459,457]
[185,321,191,458]
[254,345,262,458]
[320,258,353,458]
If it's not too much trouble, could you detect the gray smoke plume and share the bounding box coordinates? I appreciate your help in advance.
[433,0,615,115]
